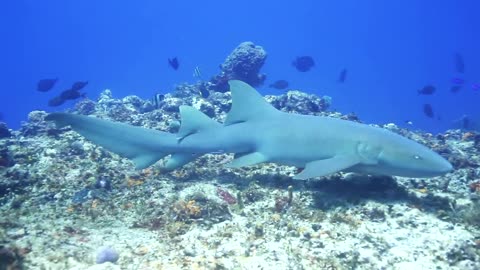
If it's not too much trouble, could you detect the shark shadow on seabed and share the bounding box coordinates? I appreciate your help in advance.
[303,174,454,214]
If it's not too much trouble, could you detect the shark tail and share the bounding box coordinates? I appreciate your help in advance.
[45,113,177,169]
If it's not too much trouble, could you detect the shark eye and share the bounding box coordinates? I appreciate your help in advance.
[413,155,423,160]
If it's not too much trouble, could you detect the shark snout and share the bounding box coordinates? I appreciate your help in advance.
[429,154,453,175]
[438,158,453,173]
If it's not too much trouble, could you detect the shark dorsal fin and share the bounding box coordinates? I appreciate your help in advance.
[225,80,278,126]
[177,105,221,140]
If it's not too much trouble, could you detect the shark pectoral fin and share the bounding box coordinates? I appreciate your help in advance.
[132,154,166,170]
[293,155,360,180]
[227,152,268,168]
[162,153,201,171]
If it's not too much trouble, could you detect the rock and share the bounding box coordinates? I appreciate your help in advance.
[211,41,267,91]
[0,123,11,138]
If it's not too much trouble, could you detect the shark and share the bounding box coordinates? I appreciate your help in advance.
[45,80,453,179]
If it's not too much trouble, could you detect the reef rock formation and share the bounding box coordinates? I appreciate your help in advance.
[211,42,267,92]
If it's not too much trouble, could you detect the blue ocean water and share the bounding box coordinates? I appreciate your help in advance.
[1,1,479,133]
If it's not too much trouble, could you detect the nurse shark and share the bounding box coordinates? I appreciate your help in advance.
[46,80,453,179]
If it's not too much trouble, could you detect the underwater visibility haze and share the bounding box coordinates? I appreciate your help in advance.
[1,1,480,269]
[1,1,479,132]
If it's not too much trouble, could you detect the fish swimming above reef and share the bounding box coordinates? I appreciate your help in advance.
[48,96,66,107]
[71,81,88,91]
[193,66,202,79]
[168,57,179,70]
[198,83,210,98]
[60,89,85,100]
[292,56,315,72]
[338,69,347,83]
[269,80,289,90]
[47,88,86,107]
[152,93,165,109]
[423,103,434,118]
[46,80,452,179]
[418,85,436,95]
[37,78,58,92]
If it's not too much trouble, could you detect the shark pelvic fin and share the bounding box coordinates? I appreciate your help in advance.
[225,80,278,126]
[293,155,361,180]
[227,151,268,167]
[177,106,221,141]
[163,153,201,170]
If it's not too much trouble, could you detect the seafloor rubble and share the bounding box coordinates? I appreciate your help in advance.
[1,83,480,270]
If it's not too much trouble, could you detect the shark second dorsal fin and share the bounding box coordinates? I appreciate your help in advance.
[177,105,221,140]
[225,80,278,126]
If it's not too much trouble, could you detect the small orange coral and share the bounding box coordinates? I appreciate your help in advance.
[126,175,144,187]
[173,200,202,219]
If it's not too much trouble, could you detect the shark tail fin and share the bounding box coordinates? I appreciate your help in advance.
[225,80,279,126]
[45,113,176,170]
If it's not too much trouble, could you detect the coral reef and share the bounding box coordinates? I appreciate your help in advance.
[1,81,480,269]
[0,123,11,139]
[211,42,267,92]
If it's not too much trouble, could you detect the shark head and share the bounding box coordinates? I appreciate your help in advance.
[374,132,453,178]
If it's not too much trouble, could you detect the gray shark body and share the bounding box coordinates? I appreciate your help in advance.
[46,80,452,179]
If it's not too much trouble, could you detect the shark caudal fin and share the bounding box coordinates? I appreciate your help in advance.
[162,105,222,170]
[225,80,279,126]
[45,113,176,169]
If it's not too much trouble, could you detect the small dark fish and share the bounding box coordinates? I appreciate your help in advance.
[338,68,347,83]
[60,89,85,100]
[472,83,480,91]
[451,77,465,84]
[450,85,462,93]
[71,81,88,91]
[48,96,65,107]
[269,80,289,90]
[418,85,436,95]
[198,83,210,98]
[454,53,464,73]
[37,78,58,92]
[168,57,179,70]
[199,88,209,98]
[292,56,315,72]
[152,93,165,109]
[423,103,434,118]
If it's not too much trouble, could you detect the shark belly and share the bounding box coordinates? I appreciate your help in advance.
[255,115,360,167]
